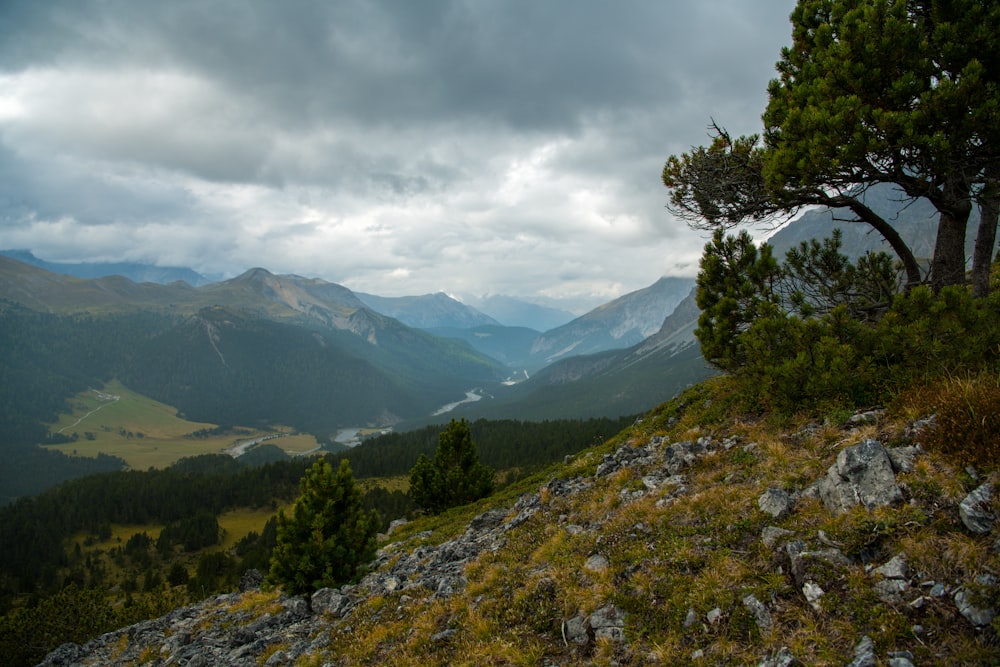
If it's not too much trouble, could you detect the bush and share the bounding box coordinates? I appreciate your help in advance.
[268,459,378,596]
[922,374,1000,471]
[409,419,494,514]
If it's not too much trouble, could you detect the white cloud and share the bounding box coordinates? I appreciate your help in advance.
[0,0,797,307]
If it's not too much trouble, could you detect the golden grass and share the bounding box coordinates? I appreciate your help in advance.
[42,380,319,469]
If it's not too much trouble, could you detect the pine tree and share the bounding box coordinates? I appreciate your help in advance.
[408,419,494,514]
[267,459,378,596]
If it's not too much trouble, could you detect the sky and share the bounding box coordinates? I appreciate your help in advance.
[0,0,797,312]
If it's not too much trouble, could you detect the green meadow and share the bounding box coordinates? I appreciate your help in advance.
[44,380,318,469]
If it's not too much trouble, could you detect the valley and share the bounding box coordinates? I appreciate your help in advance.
[42,381,320,470]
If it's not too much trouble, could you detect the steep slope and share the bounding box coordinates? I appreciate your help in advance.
[459,293,577,330]
[440,289,713,421]
[356,292,500,329]
[40,390,1000,666]
[526,277,695,369]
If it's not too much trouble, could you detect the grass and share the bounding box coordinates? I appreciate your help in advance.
[42,379,319,469]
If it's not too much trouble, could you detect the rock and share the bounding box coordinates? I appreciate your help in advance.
[706,607,723,625]
[958,483,995,534]
[802,581,825,611]
[584,554,609,573]
[758,488,793,519]
[589,604,626,642]
[818,440,903,513]
[430,628,457,643]
[742,594,772,633]
[761,526,795,549]
[846,635,876,667]
[683,608,698,628]
[886,445,921,473]
[846,409,883,427]
[563,615,590,645]
[238,568,264,592]
[954,575,998,627]
[873,554,909,580]
[757,646,801,667]
[888,651,916,667]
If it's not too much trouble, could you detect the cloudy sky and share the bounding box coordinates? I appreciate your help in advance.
[0,1,796,311]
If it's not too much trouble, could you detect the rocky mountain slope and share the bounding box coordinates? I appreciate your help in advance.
[42,388,999,665]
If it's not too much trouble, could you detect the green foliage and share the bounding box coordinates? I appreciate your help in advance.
[694,229,782,371]
[268,460,379,596]
[696,227,1000,414]
[408,419,494,514]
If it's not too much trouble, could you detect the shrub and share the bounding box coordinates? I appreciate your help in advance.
[922,374,1000,471]
[409,419,494,515]
[268,459,379,596]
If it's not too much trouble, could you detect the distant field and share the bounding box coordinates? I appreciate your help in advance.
[43,380,319,469]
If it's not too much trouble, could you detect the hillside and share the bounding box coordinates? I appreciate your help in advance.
[38,380,1000,666]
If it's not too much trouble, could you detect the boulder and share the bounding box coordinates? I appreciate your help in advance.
[958,483,995,534]
[758,488,793,519]
[818,440,903,513]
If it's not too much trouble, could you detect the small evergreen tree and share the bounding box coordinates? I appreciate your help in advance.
[408,419,494,514]
[267,459,378,596]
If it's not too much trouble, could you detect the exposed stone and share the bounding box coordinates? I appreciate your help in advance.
[846,635,876,667]
[564,615,590,645]
[742,594,772,633]
[589,604,626,643]
[958,483,995,534]
[846,409,883,428]
[818,439,903,513]
[758,488,793,519]
[238,568,264,592]
[706,607,723,625]
[886,445,921,474]
[873,554,909,580]
[584,554,609,574]
[683,608,698,629]
[430,628,457,643]
[757,646,801,667]
[888,650,916,667]
[761,526,795,549]
[954,575,998,627]
[802,581,825,611]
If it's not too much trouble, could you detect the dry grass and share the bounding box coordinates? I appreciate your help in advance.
[188,383,1000,666]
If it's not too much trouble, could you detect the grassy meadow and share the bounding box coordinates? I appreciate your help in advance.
[43,379,319,469]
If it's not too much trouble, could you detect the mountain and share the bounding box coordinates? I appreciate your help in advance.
[0,258,507,447]
[355,292,500,329]
[765,183,986,264]
[458,294,577,330]
[524,276,696,369]
[0,249,213,286]
[426,288,713,422]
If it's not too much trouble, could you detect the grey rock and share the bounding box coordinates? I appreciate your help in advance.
[847,635,876,667]
[959,483,995,534]
[706,607,723,625]
[802,581,824,611]
[818,440,903,513]
[758,488,793,519]
[873,554,909,580]
[757,646,801,667]
[584,554,609,573]
[887,445,921,473]
[761,526,795,549]
[683,608,698,628]
[888,650,916,667]
[589,604,626,642]
[742,594,772,633]
[238,568,264,592]
[874,578,910,604]
[564,615,590,645]
[954,577,997,627]
[430,628,457,643]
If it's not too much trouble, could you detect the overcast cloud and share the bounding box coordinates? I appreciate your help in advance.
[0,0,796,311]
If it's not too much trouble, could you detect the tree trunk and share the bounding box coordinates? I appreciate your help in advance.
[929,203,972,292]
[972,168,999,298]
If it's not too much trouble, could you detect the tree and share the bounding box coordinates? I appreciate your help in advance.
[408,419,494,515]
[267,459,378,597]
[664,0,1000,293]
